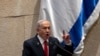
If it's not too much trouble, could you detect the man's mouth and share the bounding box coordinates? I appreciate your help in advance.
[46,33,49,36]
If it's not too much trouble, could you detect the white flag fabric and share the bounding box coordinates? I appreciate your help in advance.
[39,0,100,56]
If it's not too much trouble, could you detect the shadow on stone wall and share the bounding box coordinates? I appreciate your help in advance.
[31,0,40,37]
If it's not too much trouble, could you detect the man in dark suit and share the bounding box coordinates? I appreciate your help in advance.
[22,19,73,56]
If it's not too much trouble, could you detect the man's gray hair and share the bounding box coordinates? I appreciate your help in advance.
[36,19,49,29]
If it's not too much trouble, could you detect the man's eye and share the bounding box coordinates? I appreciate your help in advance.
[47,27,51,29]
[43,27,50,29]
[43,27,46,29]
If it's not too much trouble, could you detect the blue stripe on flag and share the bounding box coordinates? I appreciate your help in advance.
[69,0,99,49]
[83,0,99,24]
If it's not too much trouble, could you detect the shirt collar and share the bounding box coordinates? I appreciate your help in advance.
[37,35,49,45]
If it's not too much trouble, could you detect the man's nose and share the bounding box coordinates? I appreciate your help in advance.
[46,28,50,32]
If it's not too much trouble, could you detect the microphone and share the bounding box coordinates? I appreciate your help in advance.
[54,41,73,55]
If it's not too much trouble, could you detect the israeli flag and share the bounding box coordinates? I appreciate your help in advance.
[39,0,100,56]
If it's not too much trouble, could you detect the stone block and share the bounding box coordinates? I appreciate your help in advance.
[0,17,24,56]
[0,0,40,17]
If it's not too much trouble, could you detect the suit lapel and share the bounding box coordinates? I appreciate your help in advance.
[32,36,45,56]
[49,37,56,56]
[49,40,53,56]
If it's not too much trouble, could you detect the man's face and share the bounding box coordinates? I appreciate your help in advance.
[37,21,51,40]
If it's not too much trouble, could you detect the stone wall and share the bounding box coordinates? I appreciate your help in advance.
[0,0,40,56]
[0,0,100,56]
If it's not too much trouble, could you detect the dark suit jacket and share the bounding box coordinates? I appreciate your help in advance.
[22,35,73,56]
